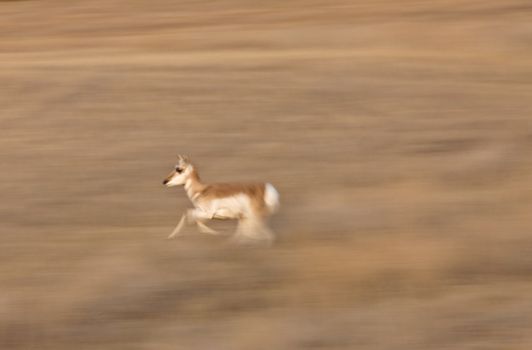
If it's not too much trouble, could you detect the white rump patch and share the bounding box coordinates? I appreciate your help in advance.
[264,183,280,213]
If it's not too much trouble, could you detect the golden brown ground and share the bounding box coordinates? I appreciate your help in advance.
[2,1,532,349]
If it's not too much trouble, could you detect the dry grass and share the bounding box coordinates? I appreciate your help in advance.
[1,0,532,349]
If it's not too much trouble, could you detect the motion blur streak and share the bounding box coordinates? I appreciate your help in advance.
[1,1,532,349]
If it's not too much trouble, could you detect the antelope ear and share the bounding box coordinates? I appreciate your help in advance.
[177,154,190,163]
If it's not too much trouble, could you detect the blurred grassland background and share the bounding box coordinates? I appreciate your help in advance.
[2,0,532,349]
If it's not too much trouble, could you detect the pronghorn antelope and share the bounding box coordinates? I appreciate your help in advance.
[163,155,280,243]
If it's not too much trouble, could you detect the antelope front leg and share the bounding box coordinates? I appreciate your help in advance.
[189,209,219,235]
[196,220,219,235]
[168,213,186,239]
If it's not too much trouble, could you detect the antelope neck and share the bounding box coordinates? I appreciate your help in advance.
[183,168,205,202]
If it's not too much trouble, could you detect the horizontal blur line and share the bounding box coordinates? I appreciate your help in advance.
[0,48,525,69]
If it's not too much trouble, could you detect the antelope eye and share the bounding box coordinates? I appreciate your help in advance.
[175,167,183,174]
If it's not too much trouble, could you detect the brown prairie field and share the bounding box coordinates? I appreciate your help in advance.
[2,1,532,349]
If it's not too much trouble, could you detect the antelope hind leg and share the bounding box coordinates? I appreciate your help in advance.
[232,217,274,245]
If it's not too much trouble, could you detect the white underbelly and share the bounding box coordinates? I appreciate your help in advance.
[205,194,251,219]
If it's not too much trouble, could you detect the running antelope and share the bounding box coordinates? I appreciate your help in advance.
[162,155,280,243]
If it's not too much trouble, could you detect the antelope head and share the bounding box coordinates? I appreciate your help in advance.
[163,155,193,187]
